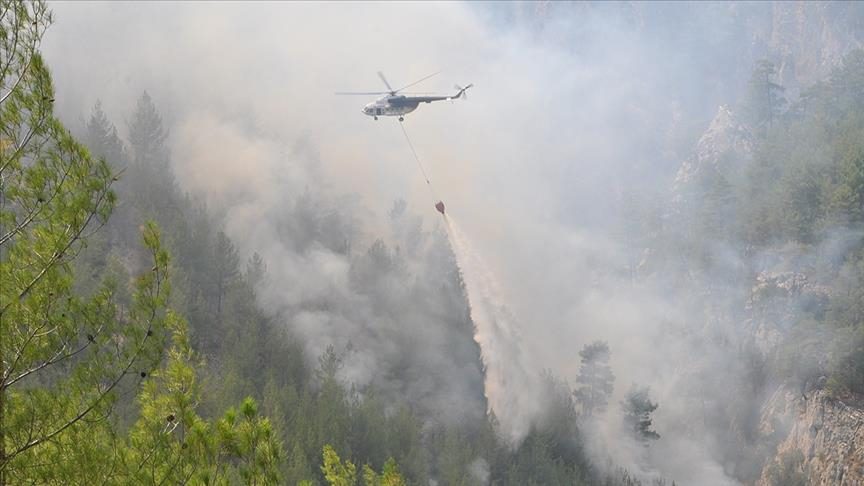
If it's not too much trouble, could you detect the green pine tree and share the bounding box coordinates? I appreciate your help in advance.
[573,341,615,417]
[621,386,660,444]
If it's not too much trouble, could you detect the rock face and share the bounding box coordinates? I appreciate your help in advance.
[745,271,831,355]
[757,388,864,486]
[673,105,754,192]
[744,272,859,486]
[767,2,864,98]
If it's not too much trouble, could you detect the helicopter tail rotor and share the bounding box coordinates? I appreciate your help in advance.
[454,84,472,100]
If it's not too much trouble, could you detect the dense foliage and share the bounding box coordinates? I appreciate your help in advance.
[737,53,864,395]
[0,3,283,484]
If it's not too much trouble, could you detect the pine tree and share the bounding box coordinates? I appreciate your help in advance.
[363,457,407,486]
[128,91,168,169]
[621,386,660,444]
[85,100,126,167]
[245,251,268,291]
[125,91,178,228]
[1,6,285,483]
[0,3,163,481]
[118,303,283,485]
[573,341,615,417]
[213,230,240,317]
[321,445,357,486]
[84,100,138,248]
[829,135,864,225]
[743,60,786,132]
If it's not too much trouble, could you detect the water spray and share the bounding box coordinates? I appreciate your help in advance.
[398,120,538,442]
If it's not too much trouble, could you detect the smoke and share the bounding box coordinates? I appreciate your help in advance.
[40,1,863,484]
[468,457,491,485]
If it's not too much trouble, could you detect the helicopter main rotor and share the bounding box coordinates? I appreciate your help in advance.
[335,71,441,97]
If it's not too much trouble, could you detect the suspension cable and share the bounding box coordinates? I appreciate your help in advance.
[398,120,437,199]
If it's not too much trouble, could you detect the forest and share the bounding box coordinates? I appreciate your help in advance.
[2,1,863,485]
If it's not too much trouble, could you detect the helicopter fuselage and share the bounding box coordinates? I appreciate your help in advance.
[362,95,421,118]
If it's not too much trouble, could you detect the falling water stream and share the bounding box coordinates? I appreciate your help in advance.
[443,215,540,443]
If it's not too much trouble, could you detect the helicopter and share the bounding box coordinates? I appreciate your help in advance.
[336,71,472,121]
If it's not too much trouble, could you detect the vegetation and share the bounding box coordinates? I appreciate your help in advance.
[573,341,615,417]
[621,386,660,443]
[614,49,864,482]
[1,4,283,484]
[736,52,864,395]
[743,59,786,132]
[664,49,864,402]
[764,450,808,486]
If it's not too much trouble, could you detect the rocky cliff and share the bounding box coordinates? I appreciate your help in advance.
[672,105,753,194]
[745,271,831,356]
[757,388,864,486]
[766,2,864,99]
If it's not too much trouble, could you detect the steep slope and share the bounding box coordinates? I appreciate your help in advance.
[767,2,864,97]
[672,104,754,193]
[758,388,864,486]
